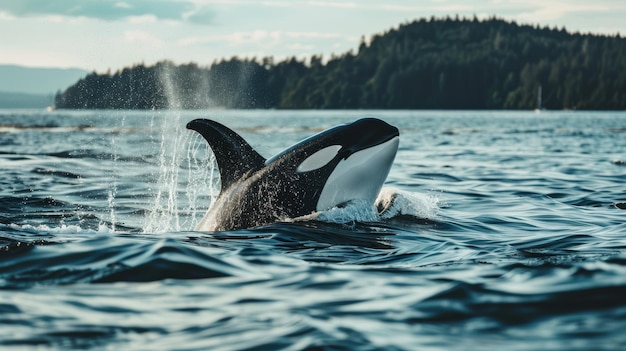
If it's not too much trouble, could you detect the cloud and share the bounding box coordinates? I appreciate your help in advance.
[126,14,159,24]
[0,11,16,20]
[124,30,165,47]
[0,0,213,24]
[285,31,342,39]
[179,30,344,48]
[184,7,216,25]
[510,0,609,22]
[306,1,358,9]
[179,30,282,48]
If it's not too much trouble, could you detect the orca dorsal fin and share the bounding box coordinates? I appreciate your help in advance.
[187,119,266,192]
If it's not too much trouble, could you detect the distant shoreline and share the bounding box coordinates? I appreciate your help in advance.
[3,107,625,113]
[50,17,626,111]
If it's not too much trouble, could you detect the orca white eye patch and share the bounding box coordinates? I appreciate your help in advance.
[296,145,342,173]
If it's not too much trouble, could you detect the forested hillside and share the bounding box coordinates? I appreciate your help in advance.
[55,17,626,110]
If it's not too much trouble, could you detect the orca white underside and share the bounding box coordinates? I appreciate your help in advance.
[316,136,399,211]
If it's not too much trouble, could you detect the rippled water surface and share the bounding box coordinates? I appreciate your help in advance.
[1,109,625,350]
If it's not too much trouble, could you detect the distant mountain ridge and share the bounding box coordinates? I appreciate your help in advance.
[0,65,88,108]
[0,65,88,95]
[55,17,626,110]
[0,92,53,108]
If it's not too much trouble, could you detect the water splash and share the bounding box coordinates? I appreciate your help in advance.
[184,134,221,228]
[142,64,188,232]
[143,112,186,232]
[105,112,126,232]
[142,65,220,233]
[160,64,182,109]
[306,187,440,225]
[376,187,440,220]
[315,200,380,224]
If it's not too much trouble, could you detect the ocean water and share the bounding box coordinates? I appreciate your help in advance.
[1,109,625,350]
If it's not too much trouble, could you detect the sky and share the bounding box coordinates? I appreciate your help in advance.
[1,0,625,72]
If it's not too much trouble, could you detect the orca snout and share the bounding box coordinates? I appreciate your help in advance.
[354,118,399,137]
[339,118,399,157]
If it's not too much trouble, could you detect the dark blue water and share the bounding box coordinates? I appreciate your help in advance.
[1,109,625,350]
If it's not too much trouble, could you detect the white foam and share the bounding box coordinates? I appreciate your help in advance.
[375,187,440,220]
[299,187,440,225]
[316,199,380,224]
[3,223,114,235]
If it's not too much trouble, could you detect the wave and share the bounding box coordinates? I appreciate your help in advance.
[0,124,148,134]
[1,223,113,236]
[0,235,251,288]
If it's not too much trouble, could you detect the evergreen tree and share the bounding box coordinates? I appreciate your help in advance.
[56,18,626,110]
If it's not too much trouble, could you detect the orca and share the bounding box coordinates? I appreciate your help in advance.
[186,118,399,231]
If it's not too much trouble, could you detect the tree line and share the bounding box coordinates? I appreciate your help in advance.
[55,17,626,110]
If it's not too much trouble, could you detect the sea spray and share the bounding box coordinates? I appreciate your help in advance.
[142,115,221,233]
[185,134,220,228]
[105,112,126,232]
[142,65,221,232]
[143,111,186,232]
[142,64,188,232]
[160,63,182,110]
